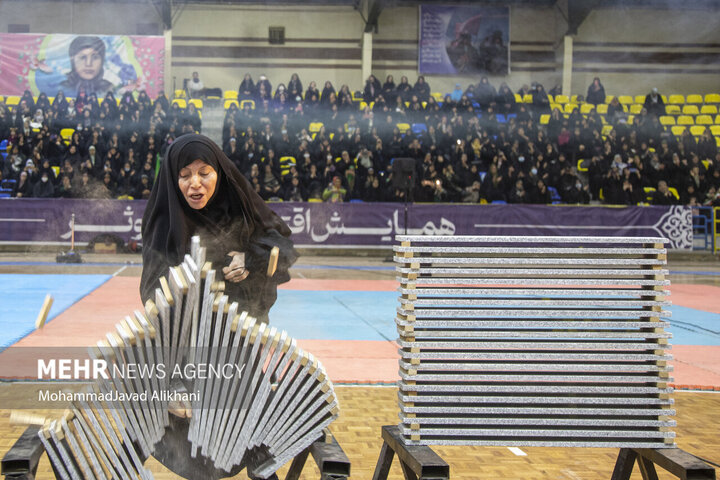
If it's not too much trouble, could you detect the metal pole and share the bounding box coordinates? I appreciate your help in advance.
[70,213,75,252]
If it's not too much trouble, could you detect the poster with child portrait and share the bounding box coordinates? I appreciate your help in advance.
[0,33,165,98]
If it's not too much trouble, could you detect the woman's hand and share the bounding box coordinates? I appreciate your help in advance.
[223,251,250,283]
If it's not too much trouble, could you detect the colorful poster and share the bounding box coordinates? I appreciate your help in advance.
[0,34,165,98]
[419,5,510,75]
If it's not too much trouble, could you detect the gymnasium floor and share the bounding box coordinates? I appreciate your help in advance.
[0,252,718,479]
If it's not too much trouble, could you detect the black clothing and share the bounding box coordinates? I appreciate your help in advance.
[140,133,297,319]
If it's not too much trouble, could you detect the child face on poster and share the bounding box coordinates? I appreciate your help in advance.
[73,47,103,81]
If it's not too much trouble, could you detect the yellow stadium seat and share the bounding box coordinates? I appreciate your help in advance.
[703,93,720,104]
[174,89,186,99]
[539,114,550,124]
[359,101,369,110]
[617,95,633,105]
[5,96,20,107]
[224,99,239,110]
[596,104,608,114]
[644,187,656,202]
[665,105,681,115]
[188,98,203,110]
[682,105,699,115]
[554,95,569,104]
[668,94,684,104]
[550,103,562,112]
[514,93,523,103]
[116,98,121,106]
[626,115,635,125]
[431,92,443,102]
[710,125,720,136]
[329,132,334,140]
[564,103,578,113]
[598,188,604,201]
[660,116,675,126]
[309,122,323,133]
[602,125,613,135]
[661,95,667,103]
[702,160,711,170]
[60,128,75,146]
[547,95,554,104]
[224,91,238,99]
[404,102,410,108]
[686,94,703,104]
[671,125,687,136]
[696,115,713,125]
[522,94,533,103]
[172,98,187,109]
[716,137,720,147]
[605,95,615,104]
[279,156,296,167]
[716,114,720,124]
[700,105,718,115]
[308,198,323,203]
[396,123,411,134]
[577,158,589,172]
[676,115,694,125]
[351,91,363,102]
[240,99,255,109]
[668,187,679,201]
[690,125,706,136]
[629,104,643,114]
[580,104,595,114]
[634,95,646,104]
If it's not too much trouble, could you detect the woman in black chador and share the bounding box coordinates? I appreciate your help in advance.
[140,133,297,479]
[60,36,114,97]
[141,132,297,321]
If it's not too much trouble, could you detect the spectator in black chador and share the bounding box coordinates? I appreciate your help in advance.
[643,88,665,117]
[586,77,606,105]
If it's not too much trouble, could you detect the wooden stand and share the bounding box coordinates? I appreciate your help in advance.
[372,425,449,480]
[611,448,716,480]
[1,427,44,480]
[2,427,350,480]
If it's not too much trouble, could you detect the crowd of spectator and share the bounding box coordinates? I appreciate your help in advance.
[0,88,200,200]
[1,73,719,208]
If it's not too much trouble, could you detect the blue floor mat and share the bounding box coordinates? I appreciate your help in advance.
[270,290,398,341]
[0,274,111,350]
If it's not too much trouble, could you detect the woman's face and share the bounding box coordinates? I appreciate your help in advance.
[73,47,103,80]
[178,159,218,210]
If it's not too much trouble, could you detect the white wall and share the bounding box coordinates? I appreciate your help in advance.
[0,1,718,98]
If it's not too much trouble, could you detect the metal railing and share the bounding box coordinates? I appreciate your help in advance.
[694,206,720,253]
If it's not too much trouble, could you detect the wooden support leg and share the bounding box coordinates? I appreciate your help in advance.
[637,456,659,480]
[372,439,396,480]
[283,445,310,480]
[372,426,449,480]
[611,449,638,480]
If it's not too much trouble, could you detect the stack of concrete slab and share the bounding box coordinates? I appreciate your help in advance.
[394,235,675,448]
